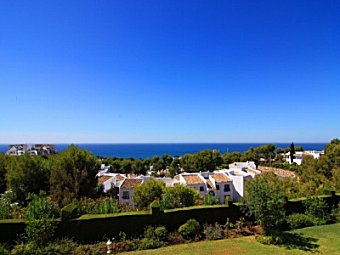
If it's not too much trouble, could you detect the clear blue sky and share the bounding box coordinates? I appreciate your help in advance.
[0,0,339,143]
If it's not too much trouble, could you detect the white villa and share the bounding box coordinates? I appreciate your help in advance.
[282,150,325,165]
[6,144,56,156]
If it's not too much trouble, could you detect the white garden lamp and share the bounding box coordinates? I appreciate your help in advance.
[106,239,113,254]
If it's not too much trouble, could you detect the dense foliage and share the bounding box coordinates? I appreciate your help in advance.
[242,172,286,234]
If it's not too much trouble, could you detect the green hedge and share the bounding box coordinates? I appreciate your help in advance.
[0,219,26,244]
[60,203,79,221]
[1,193,339,244]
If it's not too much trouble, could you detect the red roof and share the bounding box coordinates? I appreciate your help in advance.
[98,176,113,185]
[182,175,205,185]
[120,178,143,189]
[211,173,231,183]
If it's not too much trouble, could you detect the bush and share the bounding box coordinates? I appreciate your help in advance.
[203,194,220,205]
[138,238,164,250]
[26,193,57,220]
[287,213,316,229]
[224,196,233,206]
[303,197,329,219]
[0,192,11,219]
[142,225,168,243]
[178,219,201,240]
[11,239,78,255]
[25,218,56,246]
[0,243,10,255]
[41,239,78,255]
[75,243,106,255]
[91,197,120,214]
[154,226,168,241]
[121,240,137,252]
[168,231,186,245]
[255,235,274,245]
[203,223,224,240]
[143,225,155,240]
[11,242,41,255]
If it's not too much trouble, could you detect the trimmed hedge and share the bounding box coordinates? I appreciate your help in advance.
[61,203,79,221]
[1,193,339,244]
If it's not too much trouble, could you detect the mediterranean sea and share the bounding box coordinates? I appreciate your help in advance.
[0,143,326,159]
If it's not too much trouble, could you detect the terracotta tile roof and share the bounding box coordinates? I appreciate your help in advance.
[211,173,231,183]
[98,176,113,185]
[116,175,125,181]
[182,175,205,185]
[207,179,215,189]
[120,178,143,189]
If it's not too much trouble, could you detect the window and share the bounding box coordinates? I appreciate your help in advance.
[122,191,130,199]
[224,184,230,192]
[216,184,220,190]
[199,186,204,192]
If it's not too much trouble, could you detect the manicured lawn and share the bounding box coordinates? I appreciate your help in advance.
[119,223,340,255]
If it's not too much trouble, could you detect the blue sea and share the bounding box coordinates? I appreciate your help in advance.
[0,143,326,159]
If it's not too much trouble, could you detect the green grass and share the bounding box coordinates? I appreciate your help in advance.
[78,210,150,220]
[118,223,340,255]
[164,204,228,213]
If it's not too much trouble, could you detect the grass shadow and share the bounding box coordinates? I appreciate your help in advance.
[280,232,319,252]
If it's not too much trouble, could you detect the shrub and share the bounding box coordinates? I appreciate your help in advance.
[121,240,137,251]
[160,185,200,209]
[154,226,168,241]
[26,192,57,219]
[224,195,233,206]
[0,243,10,255]
[178,219,201,240]
[142,225,168,242]
[138,238,164,250]
[75,243,106,255]
[203,223,224,240]
[203,194,220,205]
[303,197,329,219]
[255,235,274,245]
[287,213,316,229]
[91,197,120,214]
[41,239,78,255]
[11,239,78,255]
[168,231,186,245]
[11,242,42,255]
[143,225,155,240]
[0,192,11,219]
[25,218,56,246]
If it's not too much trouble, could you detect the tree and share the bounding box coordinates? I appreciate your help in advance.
[168,158,180,178]
[25,192,57,246]
[49,146,98,207]
[161,154,173,167]
[290,142,295,164]
[180,150,222,172]
[222,152,241,167]
[132,178,165,208]
[0,154,8,193]
[6,154,50,203]
[325,138,340,168]
[255,144,276,162]
[160,185,200,209]
[242,172,286,235]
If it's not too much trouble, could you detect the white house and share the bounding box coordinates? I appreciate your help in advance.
[97,173,126,193]
[177,173,207,195]
[208,173,233,204]
[119,178,143,206]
